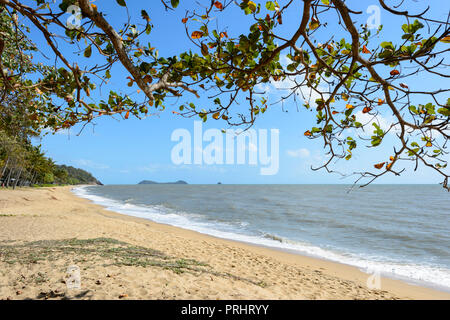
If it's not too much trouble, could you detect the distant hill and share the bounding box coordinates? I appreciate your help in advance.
[138,180,188,185]
[56,165,103,185]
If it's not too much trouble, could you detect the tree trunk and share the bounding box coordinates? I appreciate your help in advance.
[5,168,13,188]
[13,168,23,189]
[30,171,37,185]
[1,157,9,178]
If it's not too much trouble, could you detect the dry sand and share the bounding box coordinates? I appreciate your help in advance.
[0,186,448,300]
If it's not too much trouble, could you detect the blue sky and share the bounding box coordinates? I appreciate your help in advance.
[31,0,449,185]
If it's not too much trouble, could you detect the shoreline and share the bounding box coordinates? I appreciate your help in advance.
[72,185,450,295]
[1,186,449,300]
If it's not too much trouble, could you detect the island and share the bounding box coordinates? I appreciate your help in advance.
[138,180,188,185]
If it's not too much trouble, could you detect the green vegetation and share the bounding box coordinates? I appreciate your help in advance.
[0,11,100,188]
[0,134,102,187]
[54,165,102,186]
[0,238,209,274]
[0,238,268,287]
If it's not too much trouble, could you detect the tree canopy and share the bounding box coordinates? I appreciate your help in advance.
[0,6,101,187]
[0,0,449,188]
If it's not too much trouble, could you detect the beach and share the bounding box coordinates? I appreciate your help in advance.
[0,186,448,300]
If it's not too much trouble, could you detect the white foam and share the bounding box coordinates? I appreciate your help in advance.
[72,186,450,292]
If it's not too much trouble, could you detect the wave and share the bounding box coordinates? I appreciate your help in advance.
[263,233,283,243]
[72,185,450,292]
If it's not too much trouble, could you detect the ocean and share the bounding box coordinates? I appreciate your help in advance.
[72,184,450,292]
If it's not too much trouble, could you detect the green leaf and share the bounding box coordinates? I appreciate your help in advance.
[409,105,418,114]
[380,41,394,50]
[116,0,126,7]
[286,63,297,72]
[371,136,382,147]
[423,103,435,115]
[84,45,92,58]
[265,1,275,10]
[437,107,450,117]
[247,1,257,13]
[171,0,180,8]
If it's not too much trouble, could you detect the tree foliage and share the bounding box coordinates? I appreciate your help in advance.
[0,0,449,188]
[0,10,100,187]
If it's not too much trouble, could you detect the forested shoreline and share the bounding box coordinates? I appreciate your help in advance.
[0,131,102,188]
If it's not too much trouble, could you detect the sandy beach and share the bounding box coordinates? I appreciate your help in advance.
[0,186,448,300]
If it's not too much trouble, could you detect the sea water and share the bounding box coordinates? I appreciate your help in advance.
[72,184,450,292]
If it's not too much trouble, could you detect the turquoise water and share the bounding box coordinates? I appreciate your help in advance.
[73,184,450,292]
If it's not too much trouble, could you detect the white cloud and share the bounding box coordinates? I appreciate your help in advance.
[138,163,227,173]
[287,148,311,159]
[72,159,109,170]
[54,129,71,136]
[255,73,329,108]
[138,163,181,172]
[42,128,71,136]
[354,111,401,136]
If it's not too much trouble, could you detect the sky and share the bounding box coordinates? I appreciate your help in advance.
[28,0,449,185]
